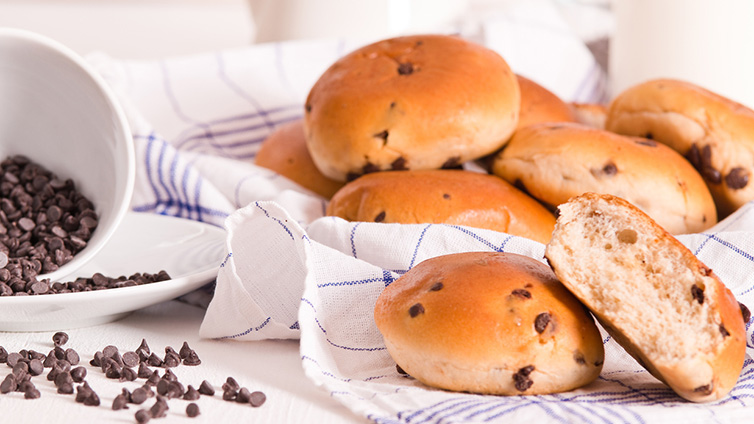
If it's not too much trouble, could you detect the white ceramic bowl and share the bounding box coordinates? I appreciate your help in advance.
[0,28,134,282]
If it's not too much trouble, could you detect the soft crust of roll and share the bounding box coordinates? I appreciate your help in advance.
[255,119,344,199]
[374,251,604,395]
[569,102,607,129]
[605,78,754,217]
[545,193,746,403]
[491,122,717,234]
[326,169,556,243]
[516,75,575,130]
[304,34,520,182]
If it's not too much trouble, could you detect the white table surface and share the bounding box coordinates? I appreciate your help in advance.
[0,300,367,423]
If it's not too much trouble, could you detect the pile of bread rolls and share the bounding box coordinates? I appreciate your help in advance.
[255,34,752,402]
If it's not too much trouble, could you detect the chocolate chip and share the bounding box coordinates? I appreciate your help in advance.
[694,383,714,395]
[441,156,461,169]
[71,366,87,382]
[65,348,80,365]
[249,391,267,407]
[178,342,192,360]
[396,364,408,375]
[362,162,380,175]
[186,402,201,418]
[222,389,237,401]
[28,358,44,376]
[513,365,535,392]
[24,387,41,399]
[573,351,586,365]
[700,145,722,184]
[391,157,407,170]
[57,382,74,394]
[725,167,749,189]
[112,393,129,410]
[408,303,425,317]
[740,302,751,323]
[374,130,389,144]
[149,397,169,418]
[346,172,360,182]
[720,324,730,338]
[602,161,617,176]
[237,387,252,403]
[223,376,240,392]
[120,366,138,382]
[183,385,201,401]
[511,289,532,299]
[0,346,7,363]
[374,211,386,223]
[122,351,140,368]
[429,282,443,292]
[198,380,215,396]
[305,104,312,113]
[534,312,551,333]
[7,352,23,367]
[131,387,149,404]
[135,409,151,423]
[147,353,163,367]
[691,284,705,304]
[137,339,151,356]
[138,362,152,379]
[0,374,16,393]
[52,332,69,347]
[183,350,201,366]
[397,63,414,75]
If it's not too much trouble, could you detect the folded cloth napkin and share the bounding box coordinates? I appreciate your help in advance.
[87,0,754,422]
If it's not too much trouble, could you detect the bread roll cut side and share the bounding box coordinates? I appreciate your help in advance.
[545,193,746,403]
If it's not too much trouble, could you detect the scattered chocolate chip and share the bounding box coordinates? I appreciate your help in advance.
[65,349,80,365]
[223,377,240,392]
[691,284,705,304]
[0,347,7,363]
[112,393,129,410]
[137,363,152,379]
[24,387,41,399]
[237,387,252,403]
[131,387,149,405]
[135,409,151,423]
[374,211,386,223]
[362,162,380,175]
[346,172,360,182]
[7,352,23,367]
[198,380,215,396]
[71,366,87,382]
[52,332,69,347]
[0,374,16,393]
[513,365,535,392]
[183,350,201,366]
[511,289,532,299]
[120,366,138,382]
[534,312,551,333]
[149,397,169,418]
[700,145,722,184]
[740,302,751,323]
[28,358,43,376]
[222,389,237,401]
[725,167,749,189]
[397,63,414,75]
[147,370,161,386]
[429,282,443,292]
[57,382,74,395]
[146,353,163,367]
[186,402,200,418]
[602,161,617,176]
[249,391,267,407]
[408,303,425,317]
[183,385,201,401]
[122,351,140,368]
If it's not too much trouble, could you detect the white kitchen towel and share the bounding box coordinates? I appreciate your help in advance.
[81,1,754,422]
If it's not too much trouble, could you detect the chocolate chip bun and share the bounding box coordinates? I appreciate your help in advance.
[516,74,575,130]
[374,251,604,395]
[304,34,520,182]
[605,78,754,217]
[255,119,344,199]
[545,193,746,402]
[491,122,717,234]
[326,169,556,243]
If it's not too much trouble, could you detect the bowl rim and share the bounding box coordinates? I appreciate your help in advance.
[0,27,136,282]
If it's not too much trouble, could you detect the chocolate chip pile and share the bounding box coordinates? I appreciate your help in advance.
[0,270,172,296]
[0,332,267,422]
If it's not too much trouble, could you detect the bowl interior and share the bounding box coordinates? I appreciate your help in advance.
[0,29,134,282]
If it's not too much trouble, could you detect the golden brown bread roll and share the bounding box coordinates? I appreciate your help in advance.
[255,119,344,199]
[605,78,754,217]
[569,102,607,129]
[374,251,605,395]
[304,34,520,182]
[326,169,556,243]
[491,122,717,234]
[516,74,575,129]
[545,193,746,402]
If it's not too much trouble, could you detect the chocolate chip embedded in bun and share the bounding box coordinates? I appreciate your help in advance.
[491,122,717,234]
[545,193,746,402]
[326,169,556,243]
[374,251,604,395]
[304,34,520,182]
[255,119,344,199]
[605,78,754,217]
